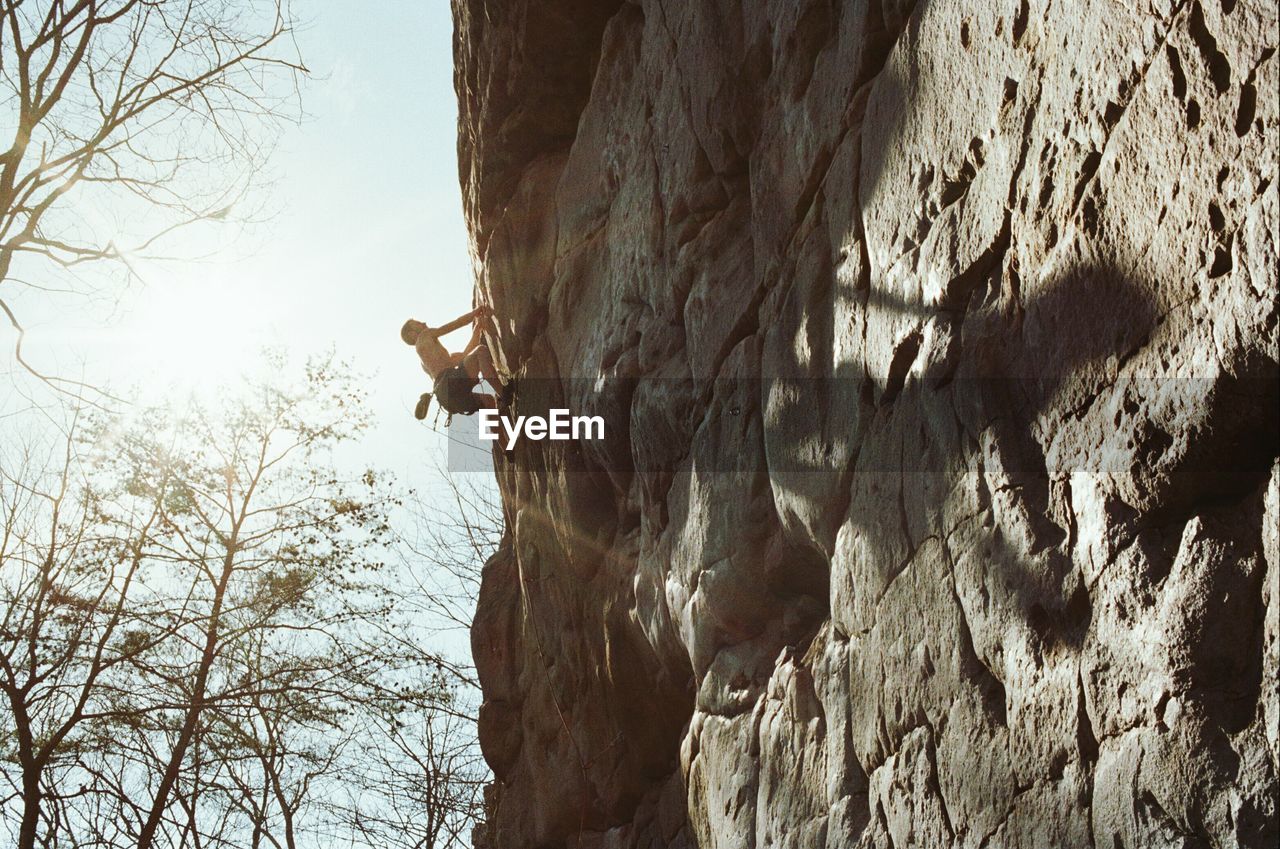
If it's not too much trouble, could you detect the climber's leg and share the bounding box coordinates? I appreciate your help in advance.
[459,346,500,409]
[463,344,504,390]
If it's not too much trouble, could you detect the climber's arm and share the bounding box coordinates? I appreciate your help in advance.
[428,307,481,337]
[460,319,488,354]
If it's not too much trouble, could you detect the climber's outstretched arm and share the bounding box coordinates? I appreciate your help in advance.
[429,307,481,337]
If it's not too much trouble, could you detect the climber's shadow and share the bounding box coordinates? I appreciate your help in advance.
[759,252,1160,652]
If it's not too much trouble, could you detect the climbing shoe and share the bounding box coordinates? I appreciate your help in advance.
[497,379,516,410]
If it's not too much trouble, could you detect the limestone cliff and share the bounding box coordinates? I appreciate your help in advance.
[453,1,1279,846]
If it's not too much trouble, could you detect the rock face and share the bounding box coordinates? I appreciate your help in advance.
[453,1,1279,846]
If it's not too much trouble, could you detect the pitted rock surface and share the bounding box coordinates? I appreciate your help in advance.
[454,1,1279,846]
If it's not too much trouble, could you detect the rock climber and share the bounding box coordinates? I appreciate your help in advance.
[401,305,508,420]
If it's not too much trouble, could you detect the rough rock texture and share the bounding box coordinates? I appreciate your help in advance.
[454,1,1279,846]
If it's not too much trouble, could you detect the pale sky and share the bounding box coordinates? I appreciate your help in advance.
[2,1,486,484]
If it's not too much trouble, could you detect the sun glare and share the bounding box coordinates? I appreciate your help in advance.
[107,270,284,397]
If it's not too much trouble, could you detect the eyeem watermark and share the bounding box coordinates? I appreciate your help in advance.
[445,376,1275,473]
[478,409,605,450]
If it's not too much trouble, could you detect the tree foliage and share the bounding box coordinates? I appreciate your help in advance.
[0,364,489,848]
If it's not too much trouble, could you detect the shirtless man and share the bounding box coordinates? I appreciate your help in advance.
[401,305,506,420]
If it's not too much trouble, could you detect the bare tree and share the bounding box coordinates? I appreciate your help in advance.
[307,466,501,849]
[0,363,501,849]
[331,682,489,849]
[0,407,173,849]
[0,0,305,397]
[398,464,502,633]
[88,361,396,849]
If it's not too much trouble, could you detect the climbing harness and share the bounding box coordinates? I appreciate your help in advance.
[412,374,516,454]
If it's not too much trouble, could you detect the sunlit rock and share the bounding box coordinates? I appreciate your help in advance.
[454,0,1279,845]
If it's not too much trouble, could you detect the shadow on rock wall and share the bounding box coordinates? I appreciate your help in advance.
[461,0,1280,845]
